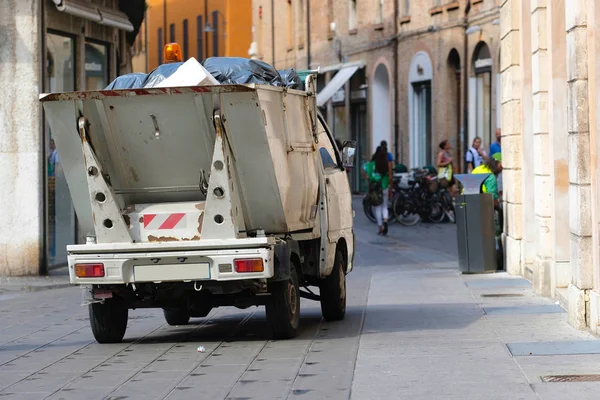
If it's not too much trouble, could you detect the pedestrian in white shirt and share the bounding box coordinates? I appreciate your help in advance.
[465,137,486,172]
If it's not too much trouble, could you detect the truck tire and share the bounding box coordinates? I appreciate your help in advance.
[89,300,128,344]
[163,309,190,326]
[266,266,300,339]
[320,248,346,321]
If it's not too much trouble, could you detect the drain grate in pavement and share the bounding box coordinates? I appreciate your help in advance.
[481,293,524,298]
[541,375,600,383]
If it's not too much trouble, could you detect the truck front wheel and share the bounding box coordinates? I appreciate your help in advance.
[89,299,128,344]
[266,266,300,339]
[320,248,347,321]
[163,308,190,326]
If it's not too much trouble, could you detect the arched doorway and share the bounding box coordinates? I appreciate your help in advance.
[371,63,392,158]
[409,51,433,168]
[447,49,461,164]
[472,42,493,151]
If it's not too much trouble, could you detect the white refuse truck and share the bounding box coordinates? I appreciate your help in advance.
[40,69,355,343]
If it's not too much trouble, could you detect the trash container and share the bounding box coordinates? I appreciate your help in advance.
[454,174,497,273]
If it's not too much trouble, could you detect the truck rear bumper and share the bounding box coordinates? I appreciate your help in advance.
[67,245,274,285]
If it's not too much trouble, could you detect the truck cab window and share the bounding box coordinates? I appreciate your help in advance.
[317,119,339,169]
[319,147,337,169]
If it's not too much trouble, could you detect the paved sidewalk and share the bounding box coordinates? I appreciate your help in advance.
[0,267,70,295]
[351,266,600,399]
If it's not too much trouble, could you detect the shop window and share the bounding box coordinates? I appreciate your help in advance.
[45,32,76,268]
[158,27,163,64]
[170,23,175,43]
[183,19,189,59]
[349,0,357,31]
[473,42,493,151]
[404,0,410,15]
[85,42,108,90]
[212,11,219,57]
[333,106,349,144]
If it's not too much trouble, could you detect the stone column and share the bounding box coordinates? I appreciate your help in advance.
[500,0,524,275]
[566,0,593,329]
[530,0,552,296]
[519,0,536,281]
[586,0,600,333]
[0,0,43,276]
[547,0,570,297]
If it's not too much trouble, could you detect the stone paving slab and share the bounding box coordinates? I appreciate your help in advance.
[531,382,600,400]
[508,340,600,356]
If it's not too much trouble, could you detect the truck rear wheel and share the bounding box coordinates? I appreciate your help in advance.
[163,308,190,326]
[320,248,346,321]
[266,266,300,339]
[89,299,128,344]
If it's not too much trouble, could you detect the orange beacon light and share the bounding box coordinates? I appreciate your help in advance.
[163,43,183,63]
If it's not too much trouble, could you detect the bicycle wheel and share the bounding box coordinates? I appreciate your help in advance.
[428,195,446,223]
[393,193,420,226]
[363,196,377,223]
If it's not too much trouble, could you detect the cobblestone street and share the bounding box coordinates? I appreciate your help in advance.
[1,201,600,399]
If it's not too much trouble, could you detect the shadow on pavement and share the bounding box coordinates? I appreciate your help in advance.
[120,311,325,345]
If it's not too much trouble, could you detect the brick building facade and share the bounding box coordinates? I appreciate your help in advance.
[251,0,501,191]
[500,0,600,334]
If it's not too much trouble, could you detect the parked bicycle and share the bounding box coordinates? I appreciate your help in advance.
[392,168,446,225]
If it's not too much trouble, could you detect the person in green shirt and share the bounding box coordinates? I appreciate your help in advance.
[363,146,392,235]
[471,152,503,208]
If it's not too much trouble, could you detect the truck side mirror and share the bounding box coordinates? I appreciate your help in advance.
[341,140,356,168]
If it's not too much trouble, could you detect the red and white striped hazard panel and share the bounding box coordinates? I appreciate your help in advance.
[143,213,188,230]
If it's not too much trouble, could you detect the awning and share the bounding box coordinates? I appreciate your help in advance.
[52,0,134,32]
[316,62,363,107]
[98,6,135,32]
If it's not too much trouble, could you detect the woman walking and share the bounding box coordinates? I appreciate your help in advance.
[364,146,392,235]
[436,140,457,198]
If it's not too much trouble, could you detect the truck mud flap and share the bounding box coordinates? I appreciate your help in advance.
[271,240,299,282]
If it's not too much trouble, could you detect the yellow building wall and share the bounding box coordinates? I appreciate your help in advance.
[135,0,252,73]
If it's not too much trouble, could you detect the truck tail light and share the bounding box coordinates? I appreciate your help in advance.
[234,259,264,273]
[75,263,105,278]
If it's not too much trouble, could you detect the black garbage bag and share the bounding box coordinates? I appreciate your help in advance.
[278,68,303,90]
[142,62,184,88]
[202,57,283,86]
[105,73,147,89]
